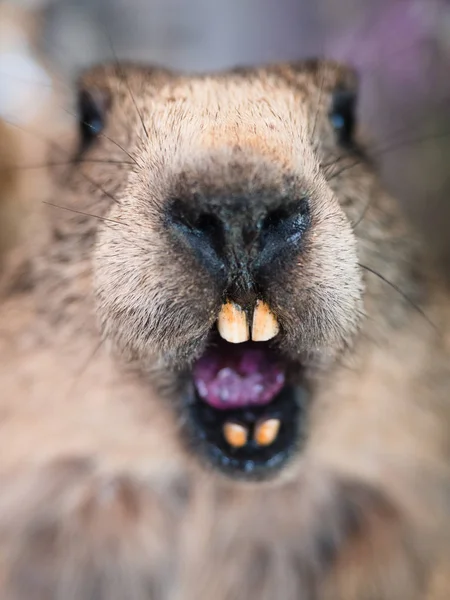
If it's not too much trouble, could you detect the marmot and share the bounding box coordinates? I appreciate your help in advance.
[0,59,449,600]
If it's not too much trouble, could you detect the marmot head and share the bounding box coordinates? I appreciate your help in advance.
[67,59,369,479]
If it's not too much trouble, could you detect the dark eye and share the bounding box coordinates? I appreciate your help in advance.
[329,89,357,148]
[77,89,106,152]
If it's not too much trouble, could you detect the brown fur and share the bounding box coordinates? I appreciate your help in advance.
[0,59,449,599]
[0,119,22,264]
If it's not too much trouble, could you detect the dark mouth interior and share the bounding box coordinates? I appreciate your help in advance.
[193,341,286,410]
[186,333,306,478]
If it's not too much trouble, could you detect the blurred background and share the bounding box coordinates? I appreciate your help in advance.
[0,0,449,267]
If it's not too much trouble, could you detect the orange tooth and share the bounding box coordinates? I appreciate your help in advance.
[251,300,279,342]
[223,422,248,448]
[254,418,281,447]
[217,301,249,344]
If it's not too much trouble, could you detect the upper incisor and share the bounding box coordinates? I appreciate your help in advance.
[251,300,279,342]
[217,301,249,344]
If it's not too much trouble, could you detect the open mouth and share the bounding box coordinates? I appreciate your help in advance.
[184,301,308,479]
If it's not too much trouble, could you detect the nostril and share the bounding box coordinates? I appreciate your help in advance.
[167,195,311,285]
[257,197,311,268]
[195,213,224,243]
[167,199,227,278]
[261,197,310,234]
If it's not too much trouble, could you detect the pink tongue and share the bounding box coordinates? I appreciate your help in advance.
[193,343,285,410]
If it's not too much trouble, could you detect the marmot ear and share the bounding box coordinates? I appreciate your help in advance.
[282,58,359,93]
[76,85,111,154]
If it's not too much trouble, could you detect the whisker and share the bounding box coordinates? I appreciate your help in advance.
[62,107,140,166]
[321,154,347,171]
[9,158,134,171]
[371,128,450,160]
[368,92,450,153]
[352,195,373,230]
[71,173,120,205]
[325,126,450,183]
[43,201,126,226]
[358,263,436,330]
[65,338,105,400]
[4,118,122,205]
[311,56,327,146]
[324,157,362,181]
[104,32,149,140]
[323,80,450,176]
[0,67,140,168]
[43,201,150,254]
[96,132,139,166]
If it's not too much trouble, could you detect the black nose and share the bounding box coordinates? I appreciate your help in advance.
[167,196,311,291]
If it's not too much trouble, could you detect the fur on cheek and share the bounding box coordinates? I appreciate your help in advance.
[92,217,221,364]
[269,198,364,359]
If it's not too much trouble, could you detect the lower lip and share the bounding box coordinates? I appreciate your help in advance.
[183,383,308,480]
